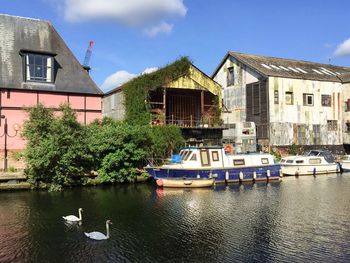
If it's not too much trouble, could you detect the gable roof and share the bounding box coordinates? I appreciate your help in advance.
[104,57,222,97]
[0,14,102,95]
[213,51,350,83]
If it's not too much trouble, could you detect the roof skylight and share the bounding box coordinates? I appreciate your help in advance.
[296,67,307,73]
[261,63,272,69]
[312,69,323,75]
[288,67,300,73]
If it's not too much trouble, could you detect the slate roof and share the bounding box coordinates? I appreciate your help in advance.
[213,51,350,83]
[0,14,102,95]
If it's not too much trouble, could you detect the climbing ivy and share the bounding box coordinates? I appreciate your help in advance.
[123,57,192,125]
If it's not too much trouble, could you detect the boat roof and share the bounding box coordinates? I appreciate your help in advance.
[181,146,223,150]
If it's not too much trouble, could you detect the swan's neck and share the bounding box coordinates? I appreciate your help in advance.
[106,223,110,239]
[78,210,82,220]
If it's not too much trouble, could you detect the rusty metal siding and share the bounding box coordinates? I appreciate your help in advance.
[246,80,268,140]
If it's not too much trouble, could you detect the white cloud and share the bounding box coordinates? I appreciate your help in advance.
[333,38,350,57]
[142,67,159,74]
[63,0,186,35]
[102,67,159,91]
[101,70,136,91]
[143,22,173,37]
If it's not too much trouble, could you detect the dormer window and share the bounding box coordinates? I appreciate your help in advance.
[24,53,54,83]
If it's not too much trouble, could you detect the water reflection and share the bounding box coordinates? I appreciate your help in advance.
[0,175,350,262]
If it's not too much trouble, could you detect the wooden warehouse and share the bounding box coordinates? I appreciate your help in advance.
[103,58,224,145]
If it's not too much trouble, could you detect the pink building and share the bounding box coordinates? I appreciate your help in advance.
[0,14,102,168]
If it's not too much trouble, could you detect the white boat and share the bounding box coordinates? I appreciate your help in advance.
[145,146,281,185]
[340,155,350,172]
[280,150,341,176]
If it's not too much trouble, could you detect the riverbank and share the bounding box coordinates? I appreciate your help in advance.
[0,171,151,191]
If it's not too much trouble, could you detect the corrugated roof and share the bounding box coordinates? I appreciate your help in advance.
[339,72,350,83]
[213,51,350,82]
[0,14,102,95]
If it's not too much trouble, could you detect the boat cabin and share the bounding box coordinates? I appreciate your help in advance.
[170,146,276,169]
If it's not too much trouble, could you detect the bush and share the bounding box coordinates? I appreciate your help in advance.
[22,104,93,189]
[22,106,185,189]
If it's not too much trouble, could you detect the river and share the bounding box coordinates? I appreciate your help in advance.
[1,174,350,262]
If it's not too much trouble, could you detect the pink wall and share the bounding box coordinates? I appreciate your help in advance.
[0,89,102,150]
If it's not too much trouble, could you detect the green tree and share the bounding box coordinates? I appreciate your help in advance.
[22,104,93,190]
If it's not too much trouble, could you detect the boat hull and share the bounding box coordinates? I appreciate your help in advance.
[340,161,350,172]
[145,165,281,183]
[281,163,339,176]
[156,178,214,188]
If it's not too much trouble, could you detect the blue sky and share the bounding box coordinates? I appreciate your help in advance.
[1,0,350,92]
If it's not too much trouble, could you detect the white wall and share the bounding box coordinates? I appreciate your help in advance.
[213,56,262,123]
[102,91,125,120]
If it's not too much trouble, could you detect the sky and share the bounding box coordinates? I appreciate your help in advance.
[1,0,350,92]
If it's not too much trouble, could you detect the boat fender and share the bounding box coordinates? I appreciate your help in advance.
[156,179,164,187]
[267,170,271,178]
[313,168,316,176]
[239,171,243,180]
[224,145,233,153]
[295,170,299,177]
[184,181,193,185]
[197,174,200,179]
[253,171,257,180]
[279,169,283,178]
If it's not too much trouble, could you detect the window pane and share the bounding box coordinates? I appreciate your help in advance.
[34,55,42,65]
[200,150,210,166]
[28,54,34,65]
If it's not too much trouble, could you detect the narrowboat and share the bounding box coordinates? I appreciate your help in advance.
[145,146,281,186]
[280,150,341,176]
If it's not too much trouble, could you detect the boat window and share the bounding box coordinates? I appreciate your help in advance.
[212,151,220,162]
[190,153,197,161]
[183,151,193,161]
[280,159,285,163]
[200,149,211,166]
[261,158,269,164]
[233,159,245,166]
[179,150,185,157]
[286,160,294,164]
[309,158,321,164]
[296,160,304,164]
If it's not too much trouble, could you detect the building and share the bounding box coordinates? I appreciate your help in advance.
[213,51,350,153]
[0,14,102,168]
[103,58,224,145]
[340,73,350,152]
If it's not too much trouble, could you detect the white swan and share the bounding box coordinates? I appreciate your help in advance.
[62,208,83,222]
[85,220,112,240]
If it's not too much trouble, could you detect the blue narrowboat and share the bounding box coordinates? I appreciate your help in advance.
[145,146,281,185]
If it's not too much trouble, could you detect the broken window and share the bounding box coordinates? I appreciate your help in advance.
[227,67,235,86]
[346,123,350,133]
[303,93,314,106]
[327,120,337,131]
[321,95,331,107]
[24,53,54,83]
[345,100,350,112]
[285,91,293,105]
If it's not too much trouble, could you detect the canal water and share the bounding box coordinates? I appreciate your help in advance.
[1,174,350,262]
